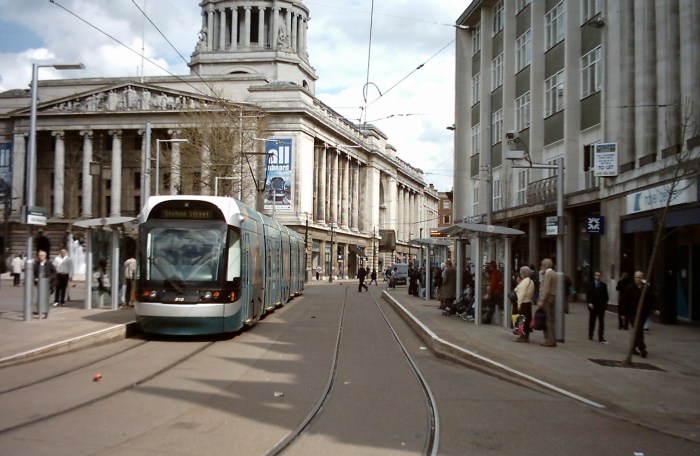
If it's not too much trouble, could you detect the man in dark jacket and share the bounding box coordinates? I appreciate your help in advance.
[623,271,654,358]
[357,266,369,292]
[586,270,609,343]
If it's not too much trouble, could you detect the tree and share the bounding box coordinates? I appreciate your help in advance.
[172,100,268,207]
[622,99,700,365]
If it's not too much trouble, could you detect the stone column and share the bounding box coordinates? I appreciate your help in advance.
[679,0,700,135]
[207,7,214,51]
[11,133,26,215]
[330,150,338,225]
[352,161,360,231]
[341,156,350,229]
[316,146,326,223]
[653,0,679,150]
[258,6,266,48]
[52,131,65,219]
[271,7,279,50]
[168,129,182,195]
[219,7,227,50]
[243,6,251,48]
[80,131,93,218]
[109,130,122,216]
[291,12,298,51]
[201,144,211,196]
[231,7,238,49]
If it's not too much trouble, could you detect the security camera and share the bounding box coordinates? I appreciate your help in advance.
[505,131,519,141]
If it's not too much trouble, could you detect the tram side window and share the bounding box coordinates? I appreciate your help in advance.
[227,228,241,282]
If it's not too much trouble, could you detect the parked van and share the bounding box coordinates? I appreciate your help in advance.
[392,263,409,285]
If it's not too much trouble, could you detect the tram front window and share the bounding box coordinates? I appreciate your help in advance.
[145,224,226,283]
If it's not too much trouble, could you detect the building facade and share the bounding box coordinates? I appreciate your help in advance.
[454,0,699,322]
[0,0,439,281]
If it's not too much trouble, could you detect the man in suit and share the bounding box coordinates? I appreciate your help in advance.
[587,270,609,343]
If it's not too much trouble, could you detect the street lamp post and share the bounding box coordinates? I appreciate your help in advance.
[329,222,336,283]
[155,138,188,196]
[23,62,84,322]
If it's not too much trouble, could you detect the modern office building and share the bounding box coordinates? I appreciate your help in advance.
[453,0,699,321]
[0,0,440,281]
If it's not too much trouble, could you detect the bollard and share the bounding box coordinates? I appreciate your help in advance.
[37,277,50,319]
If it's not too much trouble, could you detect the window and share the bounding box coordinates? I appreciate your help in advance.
[443,200,451,209]
[472,72,481,104]
[516,91,531,130]
[472,25,481,55]
[582,0,602,23]
[516,0,531,13]
[493,176,502,211]
[443,214,451,224]
[471,124,481,156]
[545,1,565,50]
[472,184,479,216]
[516,29,532,72]
[493,1,504,35]
[491,110,503,145]
[516,169,528,205]
[544,70,565,117]
[581,46,602,98]
[492,53,504,90]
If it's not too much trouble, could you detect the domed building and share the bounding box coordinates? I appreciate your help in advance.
[0,0,439,280]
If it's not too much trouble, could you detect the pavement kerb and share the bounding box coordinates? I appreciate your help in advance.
[381,290,606,410]
[0,321,141,368]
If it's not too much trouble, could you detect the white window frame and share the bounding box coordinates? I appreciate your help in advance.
[493,1,504,35]
[516,29,532,72]
[492,53,504,90]
[582,0,602,23]
[471,124,481,156]
[581,46,602,98]
[516,169,528,206]
[492,175,502,211]
[491,109,503,145]
[472,72,481,104]
[544,70,565,117]
[442,200,451,209]
[515,91,531,131]
[472,24,481,55]
[545,1,566,50]
[472,184,479,216]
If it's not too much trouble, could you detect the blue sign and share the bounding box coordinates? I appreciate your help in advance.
[586,215,604,234]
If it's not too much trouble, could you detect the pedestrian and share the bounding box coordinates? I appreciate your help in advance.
[536,258,558,347]
[52,248,73,306]
[439,260,457,310]
[513,265,535,342]
[93,258,111,307]
[387,266,398,289]
[315,265,321,281]
[408,266,418,295]
[123,255,137,307]
[11,253,23,286]
[33,250,56,318]
[586,270,609,343]
[357,265,369,292]
[616,272,632,329]
[369,268,378,285]
[622,271,654,358]
[483,260,504,324]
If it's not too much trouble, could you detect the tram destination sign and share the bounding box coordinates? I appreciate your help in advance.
[159,208,214,220]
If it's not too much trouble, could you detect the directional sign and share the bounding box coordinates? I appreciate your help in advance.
[21,206,47,226]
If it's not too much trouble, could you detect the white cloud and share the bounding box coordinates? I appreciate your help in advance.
[0,0,467,191]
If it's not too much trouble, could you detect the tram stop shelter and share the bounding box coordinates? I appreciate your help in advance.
[438,223,525,327]
[409,238,453,301]
[73,216,136,310]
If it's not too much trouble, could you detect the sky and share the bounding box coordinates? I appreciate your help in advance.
[0,0,470,191]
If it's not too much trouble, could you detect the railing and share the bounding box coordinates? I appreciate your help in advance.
[526,175,558,206]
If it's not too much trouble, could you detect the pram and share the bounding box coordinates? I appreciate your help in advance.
[442,286,475,321]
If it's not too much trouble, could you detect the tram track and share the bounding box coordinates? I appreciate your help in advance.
[0,339,216,435]
[267,286,440,456]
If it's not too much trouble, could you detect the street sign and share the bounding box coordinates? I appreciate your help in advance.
[546,216,558,236]
[21,206,47,226]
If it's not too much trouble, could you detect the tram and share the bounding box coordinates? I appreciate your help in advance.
[134,195,304,335]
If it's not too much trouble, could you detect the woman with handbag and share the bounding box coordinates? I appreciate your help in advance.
[513,266,535,342]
